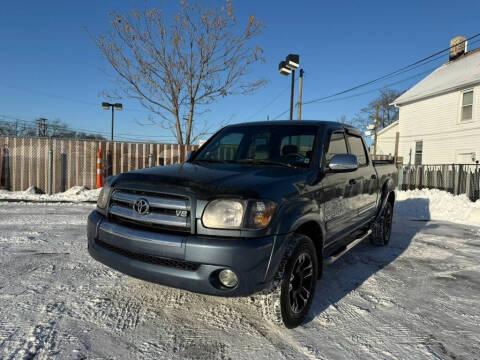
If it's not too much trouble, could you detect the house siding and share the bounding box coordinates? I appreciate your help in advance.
[397,86,480,165]
[375,122,398,156]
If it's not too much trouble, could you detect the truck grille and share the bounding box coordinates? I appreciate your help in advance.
[108,189,192,233]
[96,239,199,271]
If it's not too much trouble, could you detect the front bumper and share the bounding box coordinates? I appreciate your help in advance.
[87,210,280,297]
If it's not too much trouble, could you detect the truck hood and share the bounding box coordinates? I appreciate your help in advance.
[112,162,311,201]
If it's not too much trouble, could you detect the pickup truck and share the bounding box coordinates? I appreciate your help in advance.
[87,121,397,328]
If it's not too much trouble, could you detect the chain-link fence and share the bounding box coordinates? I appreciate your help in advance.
[0,136,197,193]
[399,164,480,202]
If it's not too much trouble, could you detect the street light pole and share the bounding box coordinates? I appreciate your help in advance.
[102,102,123,142]
[279,54,300,120]
[289,69,295,121]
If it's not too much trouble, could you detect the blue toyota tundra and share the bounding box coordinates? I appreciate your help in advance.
[87,121,397,328]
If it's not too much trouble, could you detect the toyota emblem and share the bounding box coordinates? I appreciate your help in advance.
[133,198,150,215]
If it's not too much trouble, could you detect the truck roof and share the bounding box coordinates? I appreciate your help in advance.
[228,120,363,136]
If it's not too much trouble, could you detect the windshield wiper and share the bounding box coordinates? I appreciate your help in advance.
[193,158,227,164]
[234,159,294,168]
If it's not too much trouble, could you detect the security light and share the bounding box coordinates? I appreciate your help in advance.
[114,103,123,111]
[278,61,291,76]
[102,102,110,110]
[285,54,300,70]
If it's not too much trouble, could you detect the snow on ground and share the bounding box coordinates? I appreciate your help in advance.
[0,193,479,359]
[396,189,480,226]
[0,186,100,203]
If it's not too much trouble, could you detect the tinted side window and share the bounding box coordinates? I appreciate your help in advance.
[347,135,368,166]
[326,132,347,163]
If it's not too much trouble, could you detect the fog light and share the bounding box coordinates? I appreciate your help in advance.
[218,269,238,288]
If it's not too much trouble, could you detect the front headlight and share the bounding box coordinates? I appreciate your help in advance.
[202,199,246,229]
[202,199,276,230]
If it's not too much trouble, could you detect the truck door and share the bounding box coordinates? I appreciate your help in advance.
[323,131,357,244]
[345,132,378,225]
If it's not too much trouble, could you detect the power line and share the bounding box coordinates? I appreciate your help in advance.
[306,67,437,106]
[271,66,437,120]
[245,73,300,121]
[302,32,480,106]
[270,33,480,120]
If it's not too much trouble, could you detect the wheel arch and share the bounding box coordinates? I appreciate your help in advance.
[376,178,396,219]
[292,219,325,278]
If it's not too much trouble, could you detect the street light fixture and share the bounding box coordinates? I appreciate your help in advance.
[278,61,292,76]
[101,102,123,141]
[278,54,303,120]
[285,54,299,70]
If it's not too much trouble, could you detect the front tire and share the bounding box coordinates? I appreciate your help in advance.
[371,201,393,246]
[260,234,318,328]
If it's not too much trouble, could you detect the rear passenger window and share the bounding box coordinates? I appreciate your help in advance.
[326,132,347,163]
[347,135,368,166]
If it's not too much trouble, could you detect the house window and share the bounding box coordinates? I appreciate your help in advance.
[461,90,473,121]
[415,141,423,165]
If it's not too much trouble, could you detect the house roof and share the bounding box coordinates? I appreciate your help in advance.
[393,48,480,106]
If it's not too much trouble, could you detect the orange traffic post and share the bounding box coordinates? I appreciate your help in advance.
[96,148,103,188]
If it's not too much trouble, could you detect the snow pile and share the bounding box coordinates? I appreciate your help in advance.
[0,185,100,203]
[396,189,480,226]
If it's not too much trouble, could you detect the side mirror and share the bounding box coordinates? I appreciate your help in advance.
[328,154,358,172]
[186,150,195,161]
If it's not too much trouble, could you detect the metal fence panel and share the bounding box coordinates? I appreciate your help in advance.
[399,164,480,202]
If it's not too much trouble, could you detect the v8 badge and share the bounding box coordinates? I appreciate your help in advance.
[176,210,188,217]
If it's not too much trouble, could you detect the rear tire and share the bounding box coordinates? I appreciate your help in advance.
[371,201,393,246]
[260,234,318,328]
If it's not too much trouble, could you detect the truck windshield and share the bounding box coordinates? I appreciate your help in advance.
[193,125,318,168]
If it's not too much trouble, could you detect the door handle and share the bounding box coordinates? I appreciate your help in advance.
[349,179,357,186]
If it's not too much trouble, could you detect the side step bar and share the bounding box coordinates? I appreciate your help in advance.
[324,229,372,265]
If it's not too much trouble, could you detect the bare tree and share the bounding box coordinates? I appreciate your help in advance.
[92,0,266,145]
[352,88,403,132]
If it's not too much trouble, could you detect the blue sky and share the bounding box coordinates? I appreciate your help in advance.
[1,0,480,143]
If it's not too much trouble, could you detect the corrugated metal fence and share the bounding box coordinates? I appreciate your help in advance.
[0,136,197,193]
[399,164,480,202]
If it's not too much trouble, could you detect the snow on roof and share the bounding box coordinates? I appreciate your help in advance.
[393,49,480,106]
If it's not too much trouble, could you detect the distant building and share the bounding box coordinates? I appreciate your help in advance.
[376,36,480,165]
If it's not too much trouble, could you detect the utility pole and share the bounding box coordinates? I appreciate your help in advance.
[289,69,295,120]
[373,103,379,157]
[37,118,47,137]
[297,69,304,120]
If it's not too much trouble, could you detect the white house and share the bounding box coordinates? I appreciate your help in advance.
[375,121,398,156]
[377,36,480,165]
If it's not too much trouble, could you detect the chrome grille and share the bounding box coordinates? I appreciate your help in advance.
[109,189,191,233]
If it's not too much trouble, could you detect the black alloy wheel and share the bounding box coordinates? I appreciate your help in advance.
[288,252,314,314]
